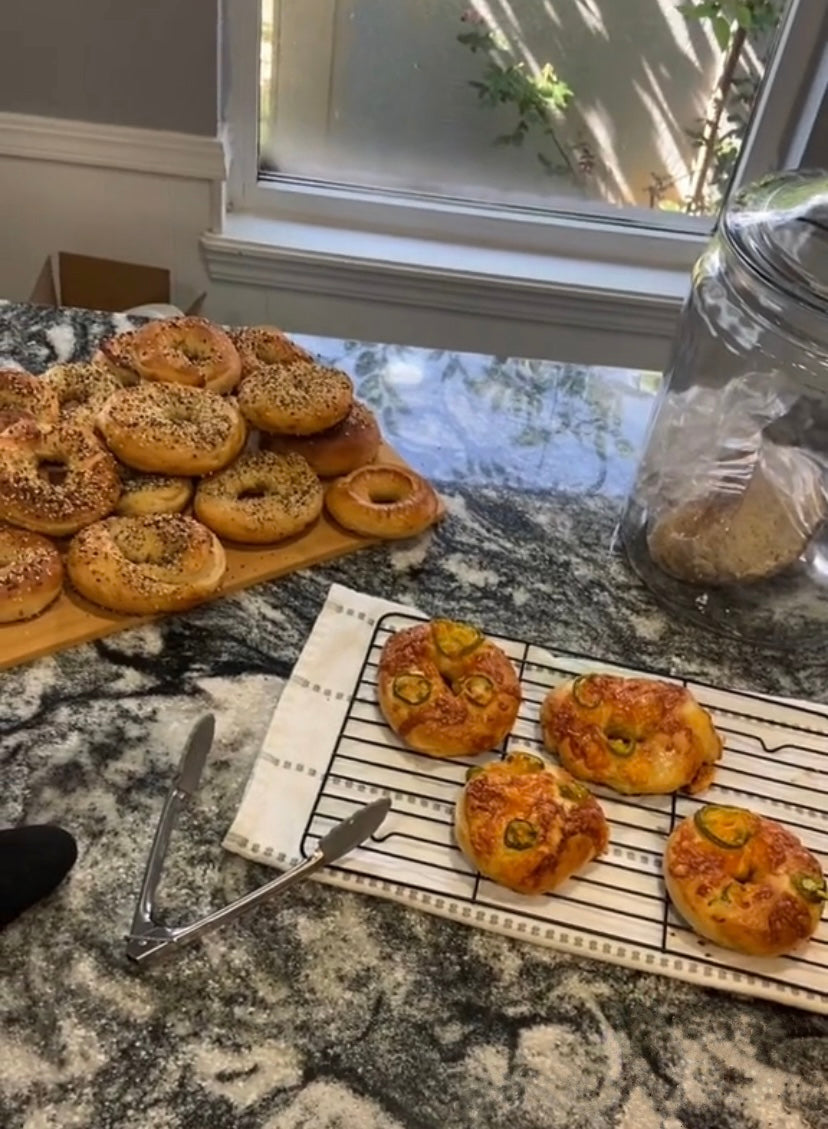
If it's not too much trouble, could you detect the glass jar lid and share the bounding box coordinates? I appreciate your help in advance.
[723,169,828,313]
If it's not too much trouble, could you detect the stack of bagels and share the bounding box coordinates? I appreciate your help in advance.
[0,317,440,620]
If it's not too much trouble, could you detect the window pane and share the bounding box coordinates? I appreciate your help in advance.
[259,0,789,219]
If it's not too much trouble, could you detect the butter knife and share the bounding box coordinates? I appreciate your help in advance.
[127,718,390,965]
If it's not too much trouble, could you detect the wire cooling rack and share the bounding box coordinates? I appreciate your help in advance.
[298,611,828,1014]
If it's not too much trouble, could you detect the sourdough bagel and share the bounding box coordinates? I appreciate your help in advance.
[664,805,826,956]
[541,674,722,795]
[264,401,381,478]
[0,524,64,622]
[194,451,323,544]
[325,464,439,539]
[131,317,242,395]
[648,444,827,586]
[98,382,246,476]
[455,750,609,895]
[0,421,120,537]
[377,618,521,757]
[67,513,226,615]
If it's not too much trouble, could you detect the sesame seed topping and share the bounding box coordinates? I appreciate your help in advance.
[238,360,353,435]
[0,423,120,532]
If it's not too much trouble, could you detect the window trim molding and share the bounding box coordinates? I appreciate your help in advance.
[733,0,827,184]
[242,177,711,270]
[0,111,226,180]
[202,215,687,369]
[224,0,262,213]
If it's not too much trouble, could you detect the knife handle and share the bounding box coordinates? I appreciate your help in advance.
[130,786,186,933]
[170,852,325,944]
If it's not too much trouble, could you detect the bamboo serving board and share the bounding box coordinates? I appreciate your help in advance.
[0,442,441,672]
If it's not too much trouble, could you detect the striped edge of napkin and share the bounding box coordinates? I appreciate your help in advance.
[222,582,417,867]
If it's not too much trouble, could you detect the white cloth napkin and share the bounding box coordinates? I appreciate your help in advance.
[223,582,416,867]
[222,581,828,1016]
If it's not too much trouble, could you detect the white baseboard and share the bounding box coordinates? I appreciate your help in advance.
[0,111,227,180]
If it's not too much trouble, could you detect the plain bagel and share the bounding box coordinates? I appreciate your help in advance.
[325,464,439,539]
[264,401,381,478]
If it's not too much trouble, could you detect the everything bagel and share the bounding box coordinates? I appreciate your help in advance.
[194,451,323,544]
[98,382,246,476]
[0,421,120,537]
[67,513,226,615]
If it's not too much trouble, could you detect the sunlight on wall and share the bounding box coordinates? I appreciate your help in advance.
[579,101,635,205]
[568,0,610,42]
[542,1,563,31]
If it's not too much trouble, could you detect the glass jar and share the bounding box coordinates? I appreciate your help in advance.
[621,169,828,649]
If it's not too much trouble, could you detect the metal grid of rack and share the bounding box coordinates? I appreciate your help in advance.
[299,611,828,1012]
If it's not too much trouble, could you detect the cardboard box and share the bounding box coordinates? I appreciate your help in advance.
[29,252,205,316]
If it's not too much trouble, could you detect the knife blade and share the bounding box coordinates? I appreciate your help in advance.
[175,713,216,796]
[317,796,391,863]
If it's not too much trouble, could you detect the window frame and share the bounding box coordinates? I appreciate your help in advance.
[223,0,826,275]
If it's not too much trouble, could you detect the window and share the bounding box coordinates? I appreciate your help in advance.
[227,1,825,257]
[214,0,826,367]
[259,0,784,216]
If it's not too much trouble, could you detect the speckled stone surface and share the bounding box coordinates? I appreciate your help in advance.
[0,301,826,1129]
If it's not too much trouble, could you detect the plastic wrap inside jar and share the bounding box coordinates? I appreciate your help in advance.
[637,372,828,586]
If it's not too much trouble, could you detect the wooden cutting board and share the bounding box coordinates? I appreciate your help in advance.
[0,442,442,672]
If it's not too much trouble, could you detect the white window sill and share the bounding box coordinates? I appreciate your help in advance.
[202,212,691,368]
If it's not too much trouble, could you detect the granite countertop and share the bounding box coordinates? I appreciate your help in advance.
[1,301,826,1129]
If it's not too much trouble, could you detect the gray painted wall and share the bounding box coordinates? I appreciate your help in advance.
[0,1,219,135]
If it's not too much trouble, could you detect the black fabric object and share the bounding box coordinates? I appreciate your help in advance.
[0,825,78,929]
